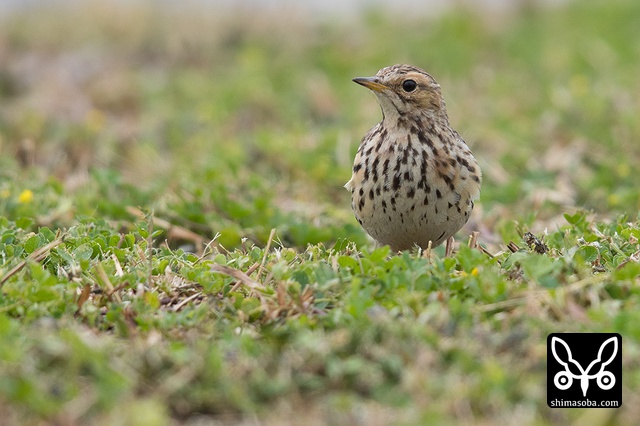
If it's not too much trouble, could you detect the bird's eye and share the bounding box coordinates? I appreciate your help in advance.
[402,79,417,92]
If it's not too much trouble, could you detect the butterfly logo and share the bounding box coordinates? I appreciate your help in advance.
[551,336,618,397]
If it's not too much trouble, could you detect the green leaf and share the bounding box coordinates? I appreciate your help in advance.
[519,254,560,282]
[501,251,528,270]
[39,227,56,242]
[74,243,94,261]
[16,217,34,230]
[613,262,640,281]
[338,255,360,270]
[564,212,586,225]
[23,235,41,254]
[573,245,599,263]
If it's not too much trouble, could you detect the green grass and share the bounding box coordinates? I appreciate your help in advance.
[1,0,640,424]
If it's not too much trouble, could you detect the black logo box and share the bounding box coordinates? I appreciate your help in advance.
[547,333,622,408]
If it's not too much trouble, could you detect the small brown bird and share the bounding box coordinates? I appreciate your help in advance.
[345,64,481,251]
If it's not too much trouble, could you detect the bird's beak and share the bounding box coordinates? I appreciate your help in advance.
[353,76,387,93]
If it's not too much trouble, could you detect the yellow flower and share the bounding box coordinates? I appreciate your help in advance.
[18,189,33,203]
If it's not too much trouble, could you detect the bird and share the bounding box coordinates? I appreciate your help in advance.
[345,64,481,252]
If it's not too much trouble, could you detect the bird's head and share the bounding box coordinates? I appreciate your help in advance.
[353,64,447,121]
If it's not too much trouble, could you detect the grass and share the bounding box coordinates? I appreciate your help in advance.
[1,0,640,424]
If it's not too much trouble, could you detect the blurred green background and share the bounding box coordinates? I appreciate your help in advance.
[1,0,638,250]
